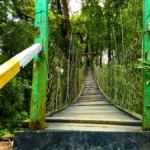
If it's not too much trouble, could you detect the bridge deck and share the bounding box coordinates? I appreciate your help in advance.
[46,67,142,131]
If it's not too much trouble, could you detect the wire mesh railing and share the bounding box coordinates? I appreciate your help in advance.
[93,37,143,116]
[46,40,86,115]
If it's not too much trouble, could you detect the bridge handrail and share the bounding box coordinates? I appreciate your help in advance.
[0,43,42,89]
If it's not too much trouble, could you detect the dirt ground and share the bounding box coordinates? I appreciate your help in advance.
[0,142,13,150]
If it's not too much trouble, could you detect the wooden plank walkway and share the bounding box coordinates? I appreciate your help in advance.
[46,67,142,131]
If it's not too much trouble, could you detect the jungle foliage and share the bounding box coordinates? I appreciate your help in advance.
[92,0,143,115]
[71,0,142,115]
[0,0,143,135]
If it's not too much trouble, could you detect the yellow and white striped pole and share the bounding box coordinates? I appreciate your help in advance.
[0,43,42,89]
[0,60,20,89]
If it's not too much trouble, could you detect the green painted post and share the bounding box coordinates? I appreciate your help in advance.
[29,0,48,130]
[143,0,150,130]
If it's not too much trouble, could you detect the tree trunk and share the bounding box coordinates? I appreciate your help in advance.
[61,0,71,36]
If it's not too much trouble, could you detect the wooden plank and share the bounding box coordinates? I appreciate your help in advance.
[84,85,99,88]
[65,108,116,112]
[78,98,106,102]
[83,87,99,89]
[68,105,116,109]
[79,95,104,98]
[81,93,101,96]
[52,114,135,119]
[116,105,142,120]
[82,90,100,93]
[46,117,142,126]
[52,111,138,119]
[46,123,142,132]
[73,104,113,107]
[82,89,100,92]
[60,110,122,113]
[75,101,110,104]
[82,88,100,90]
[77,99,103,102]
[55,111,127,117]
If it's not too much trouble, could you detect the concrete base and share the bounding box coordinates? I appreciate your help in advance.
[14,131,150,150]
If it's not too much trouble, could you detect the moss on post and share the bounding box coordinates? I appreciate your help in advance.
[29,0,48,130]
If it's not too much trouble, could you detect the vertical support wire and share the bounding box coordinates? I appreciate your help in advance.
[66,32,73,102]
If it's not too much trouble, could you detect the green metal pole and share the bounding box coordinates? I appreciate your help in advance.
[29,0,48,130]
[143,0,150,130]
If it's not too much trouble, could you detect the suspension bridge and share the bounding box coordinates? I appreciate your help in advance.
[45,67,142,132]
[1,0,150,149]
